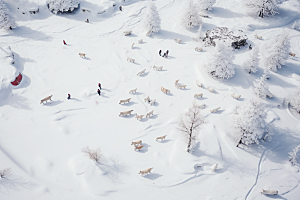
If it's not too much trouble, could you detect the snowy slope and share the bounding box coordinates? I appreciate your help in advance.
[0,0,300,199]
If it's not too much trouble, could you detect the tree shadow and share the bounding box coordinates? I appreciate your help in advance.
[211,7,244,18]
[96,155,129,184]
[3,26,52,41]
[8,94,31,110]
[153,30,191,42]
[0,173,36,194]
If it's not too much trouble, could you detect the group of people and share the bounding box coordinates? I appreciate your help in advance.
[67,83,102,100]
[159,50,169,58]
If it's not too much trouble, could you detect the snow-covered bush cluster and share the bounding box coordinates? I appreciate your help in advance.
[262,32,290,72]
[205,41,235,79]
[232,98,268,147]
[0,0,16,30]
[47,0,80,14]
[202,27,248,49]
[180,0,202,29]
[289,145,300,167]
[252,73,272,99]
[243,47,259,74]
[288,90,300,113]
[143,2,161,35]
[197,0,216,11]
[244,0,278,18]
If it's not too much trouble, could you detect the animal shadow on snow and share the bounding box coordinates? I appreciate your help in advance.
[158,139,171,144]
[211,109,225,114]
[126,34,138,38]
[130,92,143,95]
[261,195,287,200]
[143,173,163,180]
[43,100,63,106]
[151,102,159,107]
[195,97,208,100]
[136,143,151,153]
[82,57,91,60]
[139,72,149,77]
[120,114,135,119]
[120,102,137,106]
[132,47,141,50]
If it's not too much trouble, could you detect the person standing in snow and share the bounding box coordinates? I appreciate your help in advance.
[97,89,101,96]
[119,6,122,11]
[86,19,89,23]
[67,94,71,100]
[249,44,252,50]
[63,40,67,45]
[166,50,169,57]
[162,52,166,57]
[98,83,101,90]
[159,50,162,56]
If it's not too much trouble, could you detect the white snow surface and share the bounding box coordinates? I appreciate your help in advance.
[0,0,300,199]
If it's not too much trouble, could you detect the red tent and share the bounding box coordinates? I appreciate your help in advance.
[11,73,23,86]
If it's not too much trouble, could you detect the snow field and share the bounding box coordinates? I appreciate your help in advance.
[0,0,300,199]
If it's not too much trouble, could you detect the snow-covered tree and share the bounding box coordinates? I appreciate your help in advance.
[180,0,202,29]
[243,47,259,74]
[289,145,300,166]
[205,41,235,79]
[244,0,278,18]
[288,90,300,113]
[0,0,16,30]
[192,24,203,42]
[252,73,272,99]
[47,0,80,14]
[178,102,205,153]
[232,98,268,147]
[143,2,161,36]
[197,0,216,11]
[262,32,290,72]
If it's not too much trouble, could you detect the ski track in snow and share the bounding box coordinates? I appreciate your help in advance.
[244,149,266,200]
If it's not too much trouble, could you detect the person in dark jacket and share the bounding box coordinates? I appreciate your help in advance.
[97,89,101,96]
[249,44,252,50]
[119,6,122,11]
[86,19,89,23]
[63,40,67,45]
[67,94,71,100]
[159,50,162,56]
[162,53,166,57]
[166,50,169,57]
[98,83,101,90]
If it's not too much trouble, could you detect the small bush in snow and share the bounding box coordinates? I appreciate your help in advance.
[232,98,268,147]
[289,145,300,166]
[143,2,161,35]
[82,147,102,164]
[292,20,300,31]
[178,102,205,153]
[244,0,278,18]
[205,41,235,79]
[288,90,300,113]
[47,0,80,14]
[243,47,259,74]
[252,73,271,99]
[180,0,202,29]
[0,0,16,30]
[262,32,290,72]
[197,0,216,11]
[0,168,11,178]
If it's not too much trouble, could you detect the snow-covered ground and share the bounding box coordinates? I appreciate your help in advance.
[1,0,300,199]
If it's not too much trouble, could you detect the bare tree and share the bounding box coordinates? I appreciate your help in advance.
[178,102,205,153]
[0,168,11,178]
[81,147,102,164]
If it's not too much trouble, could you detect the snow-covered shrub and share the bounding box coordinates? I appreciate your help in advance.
[252,73,272,99]
[292,20,300,31]
[143,2,161,35]
[178,102,204,153]
[262,32,290,72]
[244,0,278,18]
[82,147,102,164]
[243,47,259,74]
[289,145,300,166]
[197,0,216,11]
[205,41,235,79]
[47,0,80,14]
[202,27,248,49]
[288,90,300,113]
[232,98,268,147]
[180,0,202,29]
[0,0,16,30]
